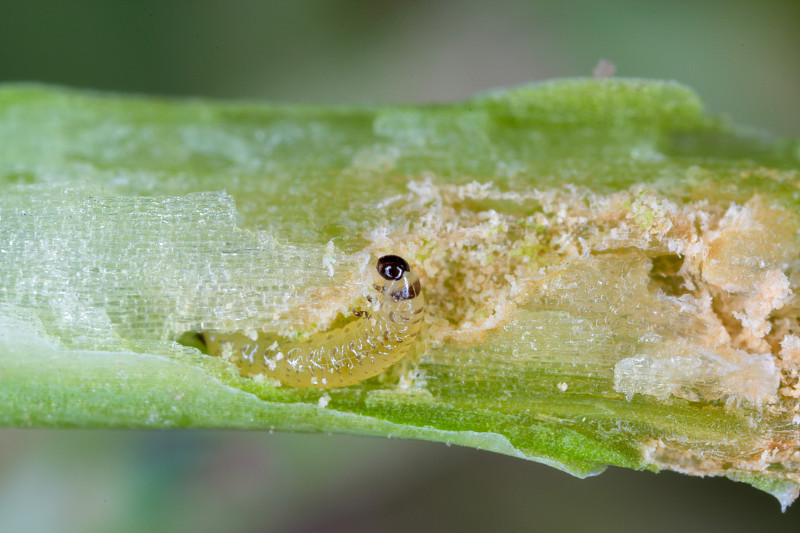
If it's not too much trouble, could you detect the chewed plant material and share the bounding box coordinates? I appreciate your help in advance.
[361,179,800,409]
[200,255,424,388]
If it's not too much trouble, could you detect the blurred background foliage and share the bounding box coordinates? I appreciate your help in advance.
[0,1,799,531]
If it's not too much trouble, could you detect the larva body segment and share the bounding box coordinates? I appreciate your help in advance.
[201,255,424,388]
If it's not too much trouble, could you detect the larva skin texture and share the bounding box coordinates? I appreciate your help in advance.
[202,256,424,389]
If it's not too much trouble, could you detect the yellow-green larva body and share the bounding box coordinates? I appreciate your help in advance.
[202,255,424,388]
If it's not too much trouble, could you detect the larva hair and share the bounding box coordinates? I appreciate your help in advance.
[201,255,424,388]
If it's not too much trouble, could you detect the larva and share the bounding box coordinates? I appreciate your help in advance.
[201,255,424,388]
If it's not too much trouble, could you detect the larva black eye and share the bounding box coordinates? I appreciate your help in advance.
[376,255,409,281]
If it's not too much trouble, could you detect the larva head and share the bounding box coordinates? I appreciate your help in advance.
[377,255,409,281]
[375,255,421,302]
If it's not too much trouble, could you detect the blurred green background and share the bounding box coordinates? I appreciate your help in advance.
[1,1,799,531]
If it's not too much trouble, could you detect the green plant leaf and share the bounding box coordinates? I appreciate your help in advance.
[1,80,799,508]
